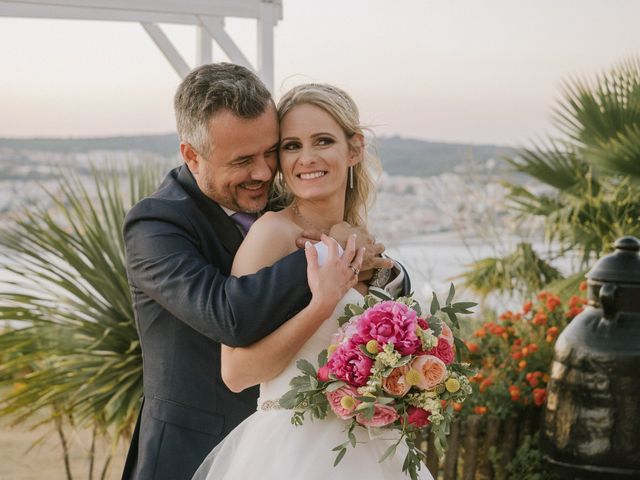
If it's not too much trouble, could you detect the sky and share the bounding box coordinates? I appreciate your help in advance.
[0,0,639,145]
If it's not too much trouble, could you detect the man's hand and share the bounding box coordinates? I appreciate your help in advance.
[295,229,323,249]
[328,222,393,277]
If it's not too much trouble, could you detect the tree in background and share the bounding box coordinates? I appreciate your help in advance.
[461,56,640,298]
[0,162,164,479]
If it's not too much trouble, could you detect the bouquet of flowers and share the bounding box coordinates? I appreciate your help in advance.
[280,284,476,480]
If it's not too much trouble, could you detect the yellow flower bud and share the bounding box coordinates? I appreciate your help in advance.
[327,344,338,356]
[366,340,380,354]
[340,395,356,411]
[405,369,421,386]
[445,378,461,393]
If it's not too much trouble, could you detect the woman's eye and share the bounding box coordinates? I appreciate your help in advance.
[281,142,299,151]
[316,137,334,146]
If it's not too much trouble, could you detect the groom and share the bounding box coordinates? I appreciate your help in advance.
[121,63,406,480]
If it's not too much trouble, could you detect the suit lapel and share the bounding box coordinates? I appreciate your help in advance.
[175,165,244,254]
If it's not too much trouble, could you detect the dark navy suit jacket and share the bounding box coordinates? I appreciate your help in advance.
[121,165,311,480]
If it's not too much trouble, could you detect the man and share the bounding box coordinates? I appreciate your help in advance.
[121,63,406,480]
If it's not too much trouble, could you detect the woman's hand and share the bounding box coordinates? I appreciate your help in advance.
[305,233,364,319]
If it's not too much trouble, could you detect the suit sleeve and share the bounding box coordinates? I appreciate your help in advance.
[123,202,311,348]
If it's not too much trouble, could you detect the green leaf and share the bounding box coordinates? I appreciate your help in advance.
[333,447,347,467]
[325,381,347,392]
[356,395,376,403]
[379,442,398,463]
[445,283,455,305]
[317,349,328,367]
[278,389,299,410]
[369,289,393,301]
[430,292,440,315]
[347,304,365,316]
[296,359,317,377]
[348,431,356,448]
[452,302,477,310]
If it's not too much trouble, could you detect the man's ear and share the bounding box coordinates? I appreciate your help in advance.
[348,133,365,166]
[180,142,200,175]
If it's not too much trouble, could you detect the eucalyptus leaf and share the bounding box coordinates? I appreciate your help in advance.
[430,292,440,315]
[445,283,455,305]
[378,442,398,463]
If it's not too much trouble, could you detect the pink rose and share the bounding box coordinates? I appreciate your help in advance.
[356,403,399,427]
[317,365,331,382]
[381,365,411,397]
[439,322,454,346]
[405,406,431,428]
[426,339,455,365]
[326,385,361,419]
[411,355,447,390]
[356,301,420,355]
[327,341,373,387]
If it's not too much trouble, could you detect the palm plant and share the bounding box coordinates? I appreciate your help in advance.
[461,56,640,297]
[0,161,165,479]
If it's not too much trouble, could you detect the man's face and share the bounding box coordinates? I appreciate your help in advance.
[193,105,279,213]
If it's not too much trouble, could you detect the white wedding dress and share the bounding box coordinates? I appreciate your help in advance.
[192,289,434,480]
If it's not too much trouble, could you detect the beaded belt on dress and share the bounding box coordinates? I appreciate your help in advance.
[258,399,284,411]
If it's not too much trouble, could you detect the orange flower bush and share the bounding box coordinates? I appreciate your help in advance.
[462,290,586,418]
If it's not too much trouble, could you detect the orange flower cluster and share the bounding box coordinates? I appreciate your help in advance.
[566,295,587,319]
[462,289,586,417]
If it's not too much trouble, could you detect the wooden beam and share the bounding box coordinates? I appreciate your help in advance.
[199,15,253,72]
[141,22,191,78]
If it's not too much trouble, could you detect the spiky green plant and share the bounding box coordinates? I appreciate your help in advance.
[0,161,165,477]
[461,56,640,297]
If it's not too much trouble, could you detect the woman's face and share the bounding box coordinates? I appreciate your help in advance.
[279,103,358,201]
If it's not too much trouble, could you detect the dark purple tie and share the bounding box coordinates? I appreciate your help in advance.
[231,212,258,235]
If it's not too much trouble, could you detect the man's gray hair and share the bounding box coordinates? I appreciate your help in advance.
[174,63,273,157]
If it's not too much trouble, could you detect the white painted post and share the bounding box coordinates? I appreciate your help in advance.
[257,0,275,93]
[141,22,191,78]
[199,15,254,72]
[196,24,212,66]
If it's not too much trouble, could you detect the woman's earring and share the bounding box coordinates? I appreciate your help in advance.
[349,165,354,189]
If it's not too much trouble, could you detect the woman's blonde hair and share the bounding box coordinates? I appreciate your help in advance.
[275,83,381,227]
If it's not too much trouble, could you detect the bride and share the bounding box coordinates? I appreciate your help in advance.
[193,84,434,480]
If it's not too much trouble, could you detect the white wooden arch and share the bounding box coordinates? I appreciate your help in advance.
[0,0,282,91]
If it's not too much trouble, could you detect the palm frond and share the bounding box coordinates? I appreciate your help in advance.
[0,160,166,439]
[456,243,562,299]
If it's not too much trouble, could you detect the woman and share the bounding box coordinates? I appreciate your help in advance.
[193,84,433,480]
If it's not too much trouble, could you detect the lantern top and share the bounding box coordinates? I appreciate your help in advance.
[587,236,640,285]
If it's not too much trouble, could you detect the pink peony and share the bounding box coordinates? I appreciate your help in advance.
[356,403,399,427]
[381,365,411,397]
[327,341,374,387]
[405,406,431,428]
[326,385,361,419]
[356,301,420,355]
[426,339,455,365]
[411,355,448,390]
[317,365,331,382]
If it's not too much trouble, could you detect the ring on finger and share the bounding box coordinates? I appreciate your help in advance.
[349,265,360,276]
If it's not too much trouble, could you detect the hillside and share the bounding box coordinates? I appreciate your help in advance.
[0,134,518,177]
